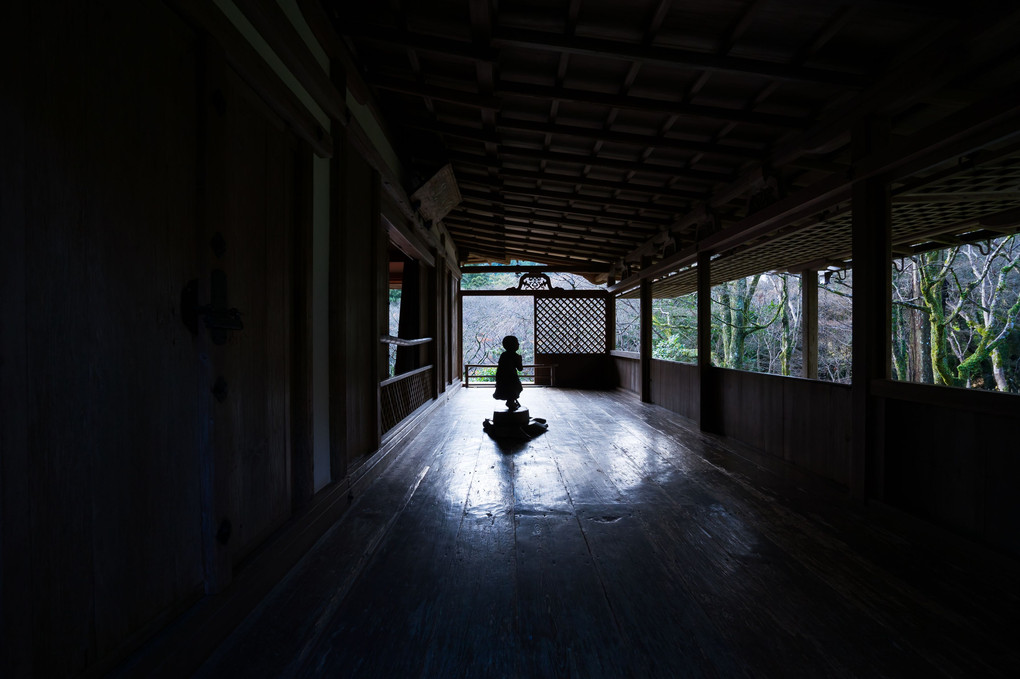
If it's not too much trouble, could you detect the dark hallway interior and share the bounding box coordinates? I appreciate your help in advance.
[4,1,1020,677]
[180,388,1016,678]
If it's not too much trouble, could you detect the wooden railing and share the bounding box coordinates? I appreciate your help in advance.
[464,363,556,387]
[380,365,434,433]
[380,334,432,347]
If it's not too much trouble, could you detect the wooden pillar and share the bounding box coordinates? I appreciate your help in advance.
[606,292,616,352]
[457,287,464,383]
[697,251,716,432]
[432,255,445,396]
[851,118,891,500]
[639,279,652,402]
[801,269,818,380]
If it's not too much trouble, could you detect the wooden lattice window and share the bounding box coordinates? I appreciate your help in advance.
[535,296,607,354]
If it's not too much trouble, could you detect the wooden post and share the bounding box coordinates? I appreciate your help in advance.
[801,269,818,380]
[639,279,652,402]
[606,292,616,353]
[851,118,891,500]
[433,255,445,396]
[697,251,715,432]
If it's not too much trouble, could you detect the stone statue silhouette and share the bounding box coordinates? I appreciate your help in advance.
[493,335,523,410]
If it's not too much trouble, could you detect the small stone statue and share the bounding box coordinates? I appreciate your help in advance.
[493,335,523,410]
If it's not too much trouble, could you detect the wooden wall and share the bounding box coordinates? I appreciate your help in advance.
[206,63,301,571]
[1,3,208,675]
[536,353,614,388]
[331,135,383,472]
[882,389,1020,557]
[0,0,461,675]
[650,360,700,422]
[612,353,641,394]
[714,370,852,486]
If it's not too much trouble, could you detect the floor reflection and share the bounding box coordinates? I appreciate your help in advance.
[197,386,1020,679]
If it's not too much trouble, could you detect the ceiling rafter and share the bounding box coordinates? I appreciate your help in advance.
[490,27,869,88]
[446,145,730,184]
[458,189,671,228]
[329,1,1020,277]
[613,7,1020,276]
[372,75,810,129]
[404,116,765,160]
[455,179,683,215]
[455,164,705,201]
[495,80,812,130]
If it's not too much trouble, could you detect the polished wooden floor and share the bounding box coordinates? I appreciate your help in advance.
[197,388,1019,678]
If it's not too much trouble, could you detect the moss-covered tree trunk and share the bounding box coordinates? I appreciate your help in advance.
[891,300,909,381]
[917,250,959,386]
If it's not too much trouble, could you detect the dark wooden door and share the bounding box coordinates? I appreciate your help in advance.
[200,57,299,587]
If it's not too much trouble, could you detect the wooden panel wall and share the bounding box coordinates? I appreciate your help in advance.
[332,136,382,470]
[884,396,1020,557]
[650,360,700,422]
[612,354,641,394]
[211,66,297,565]
[535,353,614,388]
[1,3,206,674]
[715,370,852,486]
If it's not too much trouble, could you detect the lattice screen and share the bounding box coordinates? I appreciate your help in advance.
[535,297,607,353]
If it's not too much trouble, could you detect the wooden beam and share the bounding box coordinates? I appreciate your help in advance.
[372,75,809,130]
[232,0,346,121]
[459,190,671,229]
[168,0,333,157]
[457,205,655,241]
[420,116,764,160]
[481,146,732,184]
[346,20,866,87]
[461,265,606,274]
[459,180,682,215]
[295,0,372,104]
[491,26,869,88]
[455,164,706,201]
[496,80,812,130]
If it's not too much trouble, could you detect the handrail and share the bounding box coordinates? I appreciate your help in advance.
[464,363,557,387]
[380,364,433,388]
[380,335,433,346]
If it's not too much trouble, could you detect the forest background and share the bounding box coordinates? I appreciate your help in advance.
[390,236,1019,394]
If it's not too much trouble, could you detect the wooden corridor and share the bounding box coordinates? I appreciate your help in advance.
[194,388,1019,678]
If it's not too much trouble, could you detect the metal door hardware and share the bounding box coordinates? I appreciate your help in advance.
[181,269,244,344]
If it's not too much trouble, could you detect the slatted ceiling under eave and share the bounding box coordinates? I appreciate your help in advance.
[330,0,1020,272]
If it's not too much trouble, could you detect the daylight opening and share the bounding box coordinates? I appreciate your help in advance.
[891,235,1019,393]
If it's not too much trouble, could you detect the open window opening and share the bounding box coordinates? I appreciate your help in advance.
[462,295,535,385]
[891,235,1019,393]
[460,263,609,388]
[817,268,853,383]
[652,292,698,364]
[387,248,424,377]
[710,273,803,376]
[614,297,640,353]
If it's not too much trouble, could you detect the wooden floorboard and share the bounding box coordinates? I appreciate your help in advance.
[197,388,1020,678]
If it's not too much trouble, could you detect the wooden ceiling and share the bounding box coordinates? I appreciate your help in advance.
[322,0,1020,285]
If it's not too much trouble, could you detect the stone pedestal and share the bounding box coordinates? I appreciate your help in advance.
[483,406,548,439]
[491,407,530,426]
